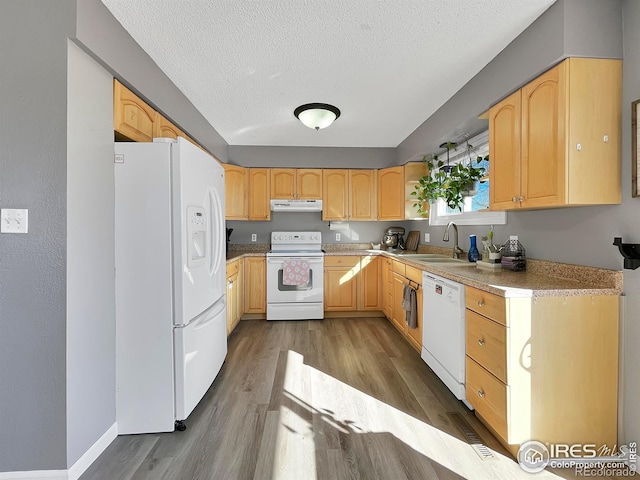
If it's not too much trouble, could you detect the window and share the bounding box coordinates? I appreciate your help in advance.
[429,130,507,226]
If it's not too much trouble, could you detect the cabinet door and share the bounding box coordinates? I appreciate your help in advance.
[236,259,244,320]
[521,61,566,208]
[154,113,184,140]
[248,168,271,221]
[322,169,348,221]
[224,165,248,220]
[226,274,238,334]
[391,273,407,332]
[349,170,377,220]
[382,258,393,319]
[324,256,358,311]
[114,80,155,142]
[270,168,296,199]
[297,169,323,199]
[358,256,380,310]
[244,257,266,314]
[489,90,522,210]
[404,266,423,351]
[377,166,404,220]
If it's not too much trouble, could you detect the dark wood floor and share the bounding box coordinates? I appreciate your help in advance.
[81,317,576,480]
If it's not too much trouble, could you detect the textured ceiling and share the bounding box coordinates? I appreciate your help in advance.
[101,0,556,147]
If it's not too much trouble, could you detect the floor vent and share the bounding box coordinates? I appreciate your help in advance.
[447,412,497,461]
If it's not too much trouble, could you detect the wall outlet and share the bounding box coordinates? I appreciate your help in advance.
[335,233,341,241]
[251,233,257,242]
[1,208,28,234]
[424,233,430,243]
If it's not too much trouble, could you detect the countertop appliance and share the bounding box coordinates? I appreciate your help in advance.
[421,271,472,409]
[382,226,406,250]
[270,199,323,212]
[115,137,227,433]
[267,231,324,320]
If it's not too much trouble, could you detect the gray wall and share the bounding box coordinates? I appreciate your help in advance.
[66,40,116,467]
[0,0,76,471]
[228,214,412,246]
[75,0,229,162]
[620,0,640,445]
[398,0,626,271]
[229,145,396,169]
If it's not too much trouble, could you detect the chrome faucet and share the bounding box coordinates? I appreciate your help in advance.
[443,222,463,259]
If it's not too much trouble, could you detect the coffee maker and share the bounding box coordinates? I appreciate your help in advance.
[382,226,406,251]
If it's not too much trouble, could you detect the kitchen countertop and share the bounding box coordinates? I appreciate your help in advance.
[226,245,622,298]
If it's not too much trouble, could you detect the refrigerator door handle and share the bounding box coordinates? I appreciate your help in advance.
[209,187,223,276]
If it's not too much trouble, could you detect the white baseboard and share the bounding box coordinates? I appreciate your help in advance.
[0,471,67,480]
[0,423,117,480]
[67,423,117,480]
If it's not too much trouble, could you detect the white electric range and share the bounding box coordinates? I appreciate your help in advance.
[266,231,324,320]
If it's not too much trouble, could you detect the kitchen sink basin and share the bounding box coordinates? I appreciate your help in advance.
[413,257,472,265]
[393,253,449,259]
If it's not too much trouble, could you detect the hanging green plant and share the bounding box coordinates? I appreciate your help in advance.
[411,141,487,212]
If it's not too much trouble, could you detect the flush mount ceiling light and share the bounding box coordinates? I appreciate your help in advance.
[294,103,341,131]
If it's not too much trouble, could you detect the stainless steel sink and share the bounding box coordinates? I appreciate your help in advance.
[414,257,472,265]
[393,253,449,259]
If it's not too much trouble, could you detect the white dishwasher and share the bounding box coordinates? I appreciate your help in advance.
[421,271,473,409]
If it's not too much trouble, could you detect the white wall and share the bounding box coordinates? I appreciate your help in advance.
[66,40,116,467]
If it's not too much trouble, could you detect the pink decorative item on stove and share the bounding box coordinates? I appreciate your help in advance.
[282,259,310,286]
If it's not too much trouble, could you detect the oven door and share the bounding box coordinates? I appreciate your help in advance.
[266,256,324,304]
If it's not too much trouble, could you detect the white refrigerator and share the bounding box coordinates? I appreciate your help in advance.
[115,137,227,434]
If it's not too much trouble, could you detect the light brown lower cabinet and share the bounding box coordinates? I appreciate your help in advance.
[244,256,266,314]
[389,261,422,352]
[464,285,619,456]
[226,259,244,334]
[324,256,380,311]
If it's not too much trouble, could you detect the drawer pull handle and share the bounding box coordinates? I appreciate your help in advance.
[478,300,485,307]
[477,390,485,398]
[478,339,485,346]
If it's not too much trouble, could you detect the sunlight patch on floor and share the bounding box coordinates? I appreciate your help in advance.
[271,349,564,480]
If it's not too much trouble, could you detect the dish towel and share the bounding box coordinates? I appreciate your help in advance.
[282,259,310,286]
[402,284,418,329]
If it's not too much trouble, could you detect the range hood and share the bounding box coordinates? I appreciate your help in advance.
[270,199,323,212]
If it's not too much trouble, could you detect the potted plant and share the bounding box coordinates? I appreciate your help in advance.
[411,142,487,212]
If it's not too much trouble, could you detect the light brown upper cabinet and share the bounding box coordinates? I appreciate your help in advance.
[349,170,377,220]
[224,164,248,220]
[114,80,155,142]
[270,168,322,199]
[322,169,376,221]
[377,166,404,220]
[153,113,186,140]
[489,58,621,210]
[248,168,271,221]
[322,170,349,220]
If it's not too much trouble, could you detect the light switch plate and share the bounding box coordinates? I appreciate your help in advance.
[1,208,29,233]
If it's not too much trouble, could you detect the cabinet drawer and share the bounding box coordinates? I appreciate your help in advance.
[466,356,508,441]
[466,310,507,383]
[465,286,506,325]
[325,256,359,268]
[392,260,406,276]
[226,259,240,278]
[405,265,422,284]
